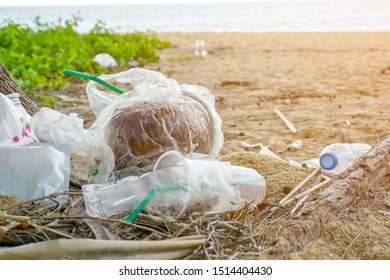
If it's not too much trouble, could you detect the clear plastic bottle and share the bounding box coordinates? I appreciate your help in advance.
[194,39,207,58]
[319,143,371,175]
[7,93,31,121]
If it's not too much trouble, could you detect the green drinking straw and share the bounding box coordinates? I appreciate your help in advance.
[124,177,263,223]
[62,68,125,94]
[124,185,186,223]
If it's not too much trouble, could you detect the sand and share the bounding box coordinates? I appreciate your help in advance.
[54,32,390,259]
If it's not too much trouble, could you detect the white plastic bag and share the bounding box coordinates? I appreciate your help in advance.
[30,107,114,184]
[93,53,117,68]
[86,68,176,117]
[0,92,38,146]
[0,144,70,203]
[87,68,224,172]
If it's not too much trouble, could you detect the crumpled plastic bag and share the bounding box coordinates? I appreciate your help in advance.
[0,92,38,146]
[86,68,224,172]
[93,53,118,68]
[0,144,70,203]
[30,107,114,184]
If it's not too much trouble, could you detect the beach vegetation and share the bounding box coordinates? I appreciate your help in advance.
[0,16,171,106]
[167,53,193,63]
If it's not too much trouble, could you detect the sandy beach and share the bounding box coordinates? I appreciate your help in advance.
[54,32,390,259]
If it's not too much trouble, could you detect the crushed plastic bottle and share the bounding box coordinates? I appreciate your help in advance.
[319,143,371,175]
[194,39,207,58]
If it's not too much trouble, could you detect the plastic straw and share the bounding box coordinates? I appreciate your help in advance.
[124,177,262,222]
[62,68,125,94]
[124,185,186,223]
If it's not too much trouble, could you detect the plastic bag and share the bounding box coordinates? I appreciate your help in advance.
[0,92,38,146]
[83,151,266,218]
[87,68,224,172]
[86,68,176,117]
[93,53,117,68]
[0,144,70,203]
[30,107,114,184]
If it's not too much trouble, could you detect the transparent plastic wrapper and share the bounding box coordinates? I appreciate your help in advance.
[87,68,224,172]
[83,151,266,218]
[0,144,70,203]
[30,107,114,184]
[0,92,38,146]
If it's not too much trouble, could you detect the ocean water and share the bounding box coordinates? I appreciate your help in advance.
[1,1,390,32]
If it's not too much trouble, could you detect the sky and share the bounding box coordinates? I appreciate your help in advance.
[0,0,333,7]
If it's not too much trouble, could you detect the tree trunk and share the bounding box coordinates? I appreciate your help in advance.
[269,135,390,259]
[0,63,39,115]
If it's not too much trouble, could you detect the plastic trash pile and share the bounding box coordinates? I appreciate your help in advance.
[1,68,372,220]
[0,68,265,220]
[0,66,371,221]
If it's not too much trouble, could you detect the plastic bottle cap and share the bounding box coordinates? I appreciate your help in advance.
[319,152,338,170]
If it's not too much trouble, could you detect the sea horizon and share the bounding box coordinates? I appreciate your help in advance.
[1,1,390,33]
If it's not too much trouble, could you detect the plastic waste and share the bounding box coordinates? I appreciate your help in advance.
[30,107,114,184]
[319,143,372,175]
[291,139,302,149]
[6,93,31,121]
[86,68,223,172]
[0,92,38,146]
[194,39,207,58]
[62,69,125,95]
[93,53,117,68]
[82,151,266,219]
[0,144,70,203]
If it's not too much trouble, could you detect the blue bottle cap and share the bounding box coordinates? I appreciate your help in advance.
[319,152,338,170]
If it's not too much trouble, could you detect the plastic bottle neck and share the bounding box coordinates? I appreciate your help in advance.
[319,152,338,170]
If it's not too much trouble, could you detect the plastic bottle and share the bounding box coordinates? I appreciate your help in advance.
[6,93,32,121]
[194,39,207,58]
[319,143,371,175]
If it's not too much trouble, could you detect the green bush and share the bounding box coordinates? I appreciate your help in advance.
[0,16,171,99]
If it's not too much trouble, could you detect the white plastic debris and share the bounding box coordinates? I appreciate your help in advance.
[0,92,38,146]
[291,139,302,149]
[93,53,117,68]
[0,144,70,203]
[194,39,207,58]
[31,107,114,184]
[241,141,302,168]
[83,151,266,218]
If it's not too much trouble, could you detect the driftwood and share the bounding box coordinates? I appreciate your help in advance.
[269,135,390,259]
[0,236,206,260]
[0,63,39,115]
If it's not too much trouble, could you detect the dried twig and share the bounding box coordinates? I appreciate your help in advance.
[1,192,82,211]
[274,107,297,133]
[279,167,321,205]
[341,232,363,259]
[282,175,332,205]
